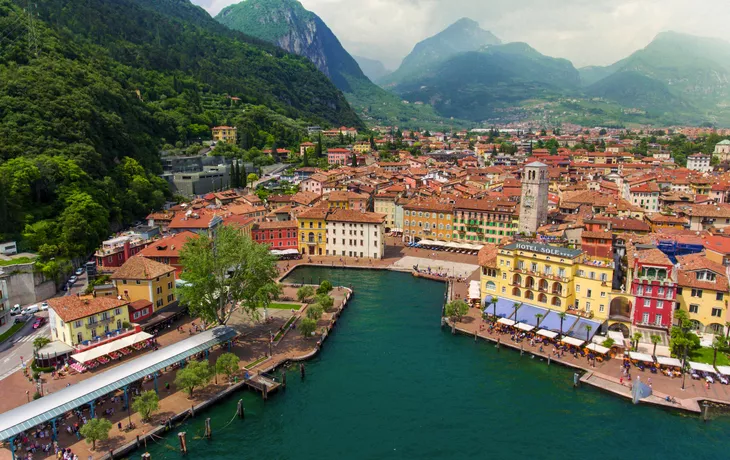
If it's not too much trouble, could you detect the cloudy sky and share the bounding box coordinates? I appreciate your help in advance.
[192,0,729,69]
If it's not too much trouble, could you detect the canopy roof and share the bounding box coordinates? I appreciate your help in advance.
[537,329,558,339]
[0,326,236,441]
[497,318,515,326]
[585,343,609,354]
[514,323,534,332]
[716,365,730,376]
[513,304,549,327]
[566,318,602,341]
[656,356,682,367]
[561,336,585,347]
[688,361,716,373]
[468,281,480,300]
[607,331,626,347]
[71,331,153,364]
[538,311,577,334]
[628,351,655,363]
[483,297,519,319]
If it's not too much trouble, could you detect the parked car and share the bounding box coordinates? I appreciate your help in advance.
[21,304,39,315]
[9,304,21,316]
[75,268,84,276]
[32,317,45,329]
[68,276,78,285]
[40,302,48,311]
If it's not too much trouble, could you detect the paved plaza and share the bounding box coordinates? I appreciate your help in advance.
[390,256,479,279]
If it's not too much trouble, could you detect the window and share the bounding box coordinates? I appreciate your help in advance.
[75,320,82,328]
[585,302,591,312]
[658,287,664,295]
[712,308,723,317]
[717,292,724,301]
[600,292,606,298]
[589,272,595,280]
[558,268,566,278]
[691,289,703,298]
[577,270,585,277]
[114,308,121,315]
[599,304,605,313]
[501,286,506,293]
[122,280,127,285]
[655,314,663,325]
[502,273,507,280]
[642,313,650,324]
[517,261,525,270]
[656,300,663,309]
[600,273,607,282]
[586,289,592,298]
[576,285,581,293]
[531,262,538,272]
[689,304,699,313]
[136,280,141,285]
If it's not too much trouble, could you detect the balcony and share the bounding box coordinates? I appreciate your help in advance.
[85,316,114,329]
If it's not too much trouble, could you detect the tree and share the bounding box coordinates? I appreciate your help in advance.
[632,332,643,351]
[215,352,240,383]
[299,317,317,337]
[513,302,522,323]
[602,338,615,348]
[444,300,469,323]
[33,337,51,351]
[490,297,498,322]
[557,311,567,337]
[175,360,212,398]
[131,390,159,422]
[315,134,323,157]
[585,325,593,342]
[80,418,112,450]
[241,164,247,189]
[302,150,309,167]
[670,310,700,360]
[317,280,333,294]
[178,225,280,325]
[306,304,323,320]
[247,173,259,184]
[351,153,358,167]
[535,313,544,327]
[297,285,315,303]
[314,293,334,312]
[650,335,662,357]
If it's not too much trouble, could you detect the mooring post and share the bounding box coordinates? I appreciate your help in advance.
[474,330,478,342]
[204,418,212,439]
[282,371,287,389]
[547,355,551,366]
[520,343,524,356]
[451,320,455,335]
[178,432,187,454]
[190,405,195,418]
[497,337,501,351]
[703,401,710,422]
[300,363,305,380]
[237,399,244,419]
[109,449,114,460]
[263,381,269,401]
[136,435,140,448]
[573,372,579,388]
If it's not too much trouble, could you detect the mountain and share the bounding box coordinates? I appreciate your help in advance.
[381,18,502,86]
[353,55,390,81]
[0,0,362,266]
[216,0,465,128]
[578,31,730,123]
[392,42,580,121]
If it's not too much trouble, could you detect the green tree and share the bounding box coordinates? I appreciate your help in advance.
[241,164,247,189]
[317,280,333,294]
[33,337,51,351]
[512,302,522,323]
[585,325,593,342]
[177,225,280,325]
[557,311,567,336]
[632,332,643,351]
[302,150,309,167]
[669,310,700,359]
[297,285,315,303]
[215,352,240,383]
[650,334,662,358]
[299,317,317,337]
[351,153,358,167]
[174,361,212,398]
[314,293,334,312]
[306,304,324,320]
[79,418,112,450]
[315,135,323,157]
[444,300,469,323]
[131,390,159,422]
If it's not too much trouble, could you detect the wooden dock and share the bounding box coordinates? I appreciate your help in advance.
[244,373,281,398]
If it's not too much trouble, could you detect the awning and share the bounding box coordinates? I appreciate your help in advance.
[280,249,299,255]
[656,356,682,367]
[71,331,153,364]
[567,318,603,341]
[628,351,655,363]
[36,341,75,357]
[538,311,578,334]
[688,361,716,373]
[537,329,558,339]
[561,336,585,347]
[608,331,626,347]
[497,318,515,326]
[716,365,730,376]
[514,323,534,332]
[512,303,549,327]
[468,280,480,300]
[419,239,435,245]
[482,297,520,319]
[585,343,610,354]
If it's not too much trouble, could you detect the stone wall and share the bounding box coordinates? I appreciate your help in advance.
[0,262,56,307]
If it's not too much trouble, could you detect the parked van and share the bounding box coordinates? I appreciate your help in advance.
[21,304,39,315]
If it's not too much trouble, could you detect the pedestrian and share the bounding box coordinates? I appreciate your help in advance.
[118,422,122,430]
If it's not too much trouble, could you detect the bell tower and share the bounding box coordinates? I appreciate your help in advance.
[518,162,549,235]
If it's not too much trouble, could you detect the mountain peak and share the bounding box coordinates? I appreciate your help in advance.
[447,17,481,29]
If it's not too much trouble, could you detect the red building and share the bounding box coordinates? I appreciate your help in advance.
[128,299,153,322]
[581,219,613,259]
[95,235,150,270]
[136,231,198,275]
[252,221,298,250]
[630,248,676,330]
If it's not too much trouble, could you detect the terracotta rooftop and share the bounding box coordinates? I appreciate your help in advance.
[47,297,129,323]
[137,231,198,259]
[676,253,729,291]
[325,208,386,224]
[110,256,175,280]
[478,243,500,268]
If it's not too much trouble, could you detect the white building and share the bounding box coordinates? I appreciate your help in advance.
[687,153,712,173]
[0,241,17,256]
[325,209,386,259]
[714,139,730,162]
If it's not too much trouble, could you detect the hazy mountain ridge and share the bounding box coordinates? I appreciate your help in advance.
[353,55,390,81]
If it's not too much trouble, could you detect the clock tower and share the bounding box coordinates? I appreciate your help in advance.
[518,161,549,235]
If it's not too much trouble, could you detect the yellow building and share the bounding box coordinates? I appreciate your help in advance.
[675,253,728,335]
[297,205,328,256]
[212,126,237,144]
[353,142,371,154]
[47,297,130,346]
[374,192,398,230]
[574,259,615,322]
[403,199,454,242]
[111,256,177,312]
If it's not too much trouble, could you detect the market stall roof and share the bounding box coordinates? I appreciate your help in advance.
[561,336,585,347]
[656,356,682,367]
[468,281,480,300]
[716,365,730,376]
[688,361,716,373]
[628,351,655,363]
[514,323,534,332]
[71,331,153,364]
[279,249,299,255]
[585,343,609,354]
[537,329,558,339]
[497,318,515,326]
[0,326,236,441]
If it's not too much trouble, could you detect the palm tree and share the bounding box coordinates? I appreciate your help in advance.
[557,311,567,337]
[632,332,643,351]
[725,321,730,340]
[650,334,662,358]
[513,302,522,322]
[491,297,498,323]
[33,337,50,352]
[712,335,728,367]
[535,313,544,328]
[585,325,592,342]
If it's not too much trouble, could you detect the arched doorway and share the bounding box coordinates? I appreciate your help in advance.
[609,296,631,319]
[608,322,630,338]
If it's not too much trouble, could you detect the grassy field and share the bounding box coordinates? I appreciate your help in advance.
[0,257,35,267]
[0,322,25,343]
[267,302,301,310]
[690,347,730,366]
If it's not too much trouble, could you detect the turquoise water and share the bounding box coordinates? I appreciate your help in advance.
[145,268,730,459]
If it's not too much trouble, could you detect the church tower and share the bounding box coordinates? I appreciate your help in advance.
[518,161,549,235]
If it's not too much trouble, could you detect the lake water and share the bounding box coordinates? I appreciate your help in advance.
[145,267,730,459]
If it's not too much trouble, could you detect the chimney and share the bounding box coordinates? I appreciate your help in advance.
[123,240,131,261]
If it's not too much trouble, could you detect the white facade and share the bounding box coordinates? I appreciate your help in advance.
[325,221,385,259]
[0,241,17,256]
[687,154,712,173]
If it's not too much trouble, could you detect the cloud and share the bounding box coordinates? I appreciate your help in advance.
[192,0,730,69]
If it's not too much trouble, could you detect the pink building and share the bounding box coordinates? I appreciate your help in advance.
[327,148,351,166]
